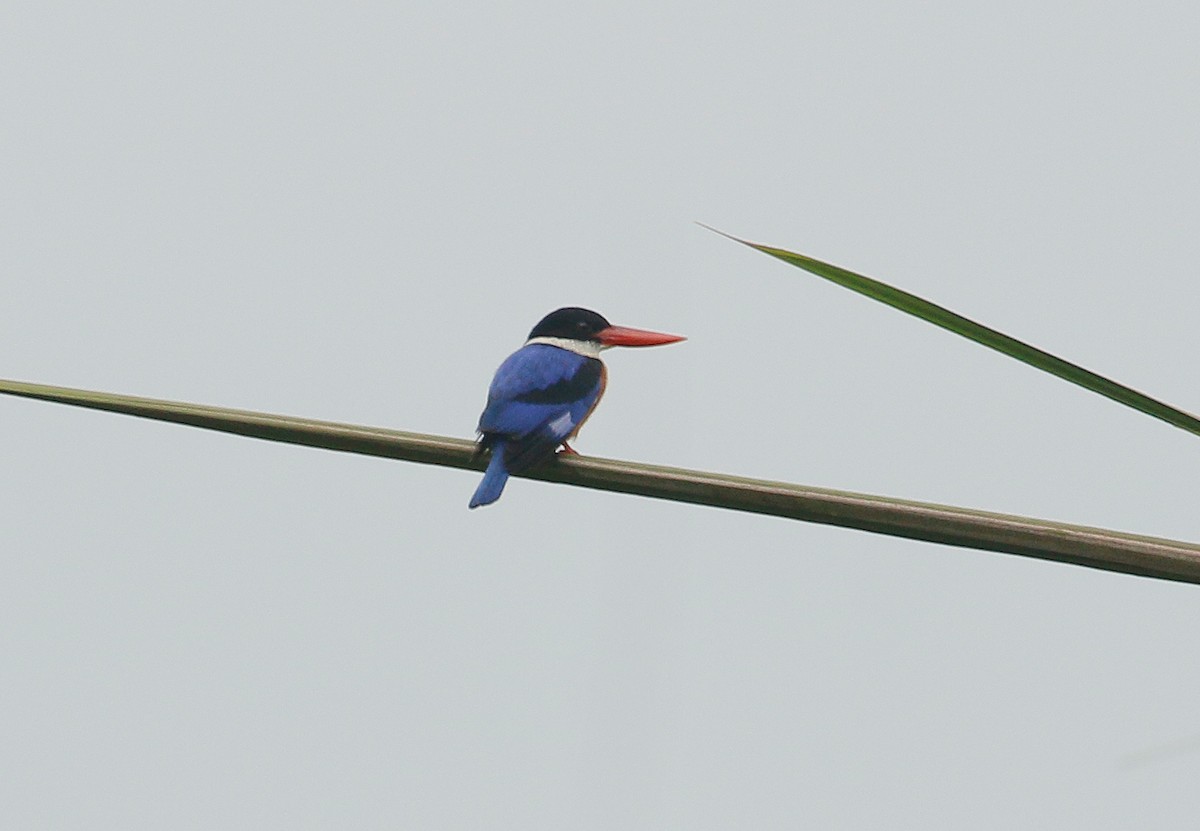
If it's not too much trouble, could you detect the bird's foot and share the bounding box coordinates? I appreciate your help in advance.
[558,442,578,455]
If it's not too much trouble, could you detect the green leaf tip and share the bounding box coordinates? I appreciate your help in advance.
[708,227,1200,439]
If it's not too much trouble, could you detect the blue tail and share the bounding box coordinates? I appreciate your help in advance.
[469,446,510,508]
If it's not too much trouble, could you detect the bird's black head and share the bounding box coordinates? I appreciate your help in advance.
[527,307,611,341]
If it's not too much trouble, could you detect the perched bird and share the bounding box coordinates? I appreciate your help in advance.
[469,307,685,508]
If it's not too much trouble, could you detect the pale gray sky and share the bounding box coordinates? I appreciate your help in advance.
[3,1,1199,827]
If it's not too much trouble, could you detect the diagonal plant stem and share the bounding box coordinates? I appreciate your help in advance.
[702,225,1200,438]
[2,378,1199,585]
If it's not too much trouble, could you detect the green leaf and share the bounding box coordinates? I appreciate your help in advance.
[704,225,1200,438]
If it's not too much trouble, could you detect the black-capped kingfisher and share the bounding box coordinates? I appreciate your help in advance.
[469,307,685,508]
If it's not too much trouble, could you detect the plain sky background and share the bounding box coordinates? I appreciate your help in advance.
[3,1,1199,827]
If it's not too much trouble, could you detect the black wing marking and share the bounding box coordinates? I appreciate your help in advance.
[513,358,602,405]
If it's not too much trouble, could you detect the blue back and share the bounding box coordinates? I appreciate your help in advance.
[477,343,603,471]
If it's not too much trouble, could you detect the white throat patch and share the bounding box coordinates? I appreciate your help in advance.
[524,336,605,359]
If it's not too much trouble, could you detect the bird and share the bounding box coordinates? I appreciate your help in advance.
[469,307,685,508]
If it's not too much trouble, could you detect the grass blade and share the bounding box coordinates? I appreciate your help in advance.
[704,226,1200,438]
[2,377,1199,585]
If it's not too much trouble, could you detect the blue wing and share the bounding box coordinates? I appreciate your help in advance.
[476,343,603,472]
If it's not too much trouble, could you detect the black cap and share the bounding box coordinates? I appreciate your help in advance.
[527,307,611,341]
